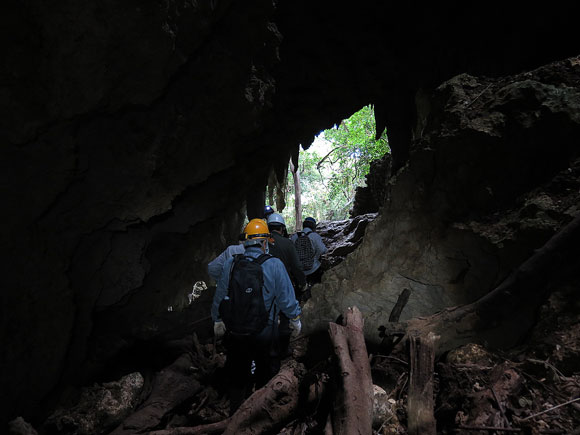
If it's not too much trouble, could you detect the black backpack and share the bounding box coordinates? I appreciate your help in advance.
[294,231,315,271]
[219,254,272,335]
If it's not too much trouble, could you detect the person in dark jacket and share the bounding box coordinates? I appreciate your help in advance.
[267,213,306,356]
[267,213,306,291]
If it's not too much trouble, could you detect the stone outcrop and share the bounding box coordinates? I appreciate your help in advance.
[2,1,281,422]
[302,57,580,342]
[315,213,378,270]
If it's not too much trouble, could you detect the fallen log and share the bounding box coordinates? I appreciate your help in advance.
[148,418,230,435]
[110,353,202,434]
[150,359,309,435]
[378,288,411,356]
[407,332,437,435]
[389,288,411,323]
[403,212,580,355]
[328,306,374,435]
[223,359,306,435]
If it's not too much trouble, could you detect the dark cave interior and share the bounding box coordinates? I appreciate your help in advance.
[1,1,580,433]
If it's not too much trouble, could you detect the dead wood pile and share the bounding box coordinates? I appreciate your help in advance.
[34,215,580,435]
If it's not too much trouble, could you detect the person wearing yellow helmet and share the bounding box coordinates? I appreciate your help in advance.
[207,218,274,282]
[211,218,302,414]
[242,218,272,248]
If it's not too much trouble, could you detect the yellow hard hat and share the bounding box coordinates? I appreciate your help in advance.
[244,218,271,241]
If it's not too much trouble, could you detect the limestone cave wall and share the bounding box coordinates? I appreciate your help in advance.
[1,0,579,424]
[305,58,580,345]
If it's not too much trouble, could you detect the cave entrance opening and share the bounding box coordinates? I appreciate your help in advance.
[270,104,390,233]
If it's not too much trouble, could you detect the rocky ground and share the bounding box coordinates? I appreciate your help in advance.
[12,293,578,435]
[9,210,578,434]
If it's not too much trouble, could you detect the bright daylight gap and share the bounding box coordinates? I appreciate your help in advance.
[273,104,390,232]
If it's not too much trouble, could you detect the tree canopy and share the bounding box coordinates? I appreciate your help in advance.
[278,105,390,231]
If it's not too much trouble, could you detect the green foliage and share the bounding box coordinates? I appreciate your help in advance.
[323,105,390,177]
[279,105,390,230]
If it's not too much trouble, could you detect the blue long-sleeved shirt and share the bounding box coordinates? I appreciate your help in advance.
[207,244,245,282]
[211,246,302,325]
[290,228,327,275]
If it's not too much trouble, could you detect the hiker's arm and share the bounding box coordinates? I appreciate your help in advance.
[313,234,327,255]
[207,249,228,282]
[271,259,301,319]
[208,245,244,282]
[211,257,233,322]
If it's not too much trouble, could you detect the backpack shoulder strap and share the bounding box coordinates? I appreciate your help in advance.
[228,253,248,276]
[254,254,276,311]
[254,253,273,265]
[226,254,244,295]
[229,254,244,271]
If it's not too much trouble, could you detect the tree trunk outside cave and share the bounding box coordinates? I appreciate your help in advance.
[290,158,302,231]
[268,170,276,208]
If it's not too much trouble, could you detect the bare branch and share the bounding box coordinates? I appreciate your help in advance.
[317,145,346,170]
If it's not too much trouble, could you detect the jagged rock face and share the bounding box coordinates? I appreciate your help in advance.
[1,0,580,424]
[303,57,580,343]
[1,0,282,422]
[316,213,378,270]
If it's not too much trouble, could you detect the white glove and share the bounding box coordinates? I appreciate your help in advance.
[214,321,226,339]
[289,318,302,338]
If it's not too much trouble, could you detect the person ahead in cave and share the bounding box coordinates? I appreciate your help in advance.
[206,232,246,282]
[207,205,276,282]
[267,213,306,291]
[267,213,306,355]
[291,216,327,289]
[263,204,275,219]
[211,219,302,414]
